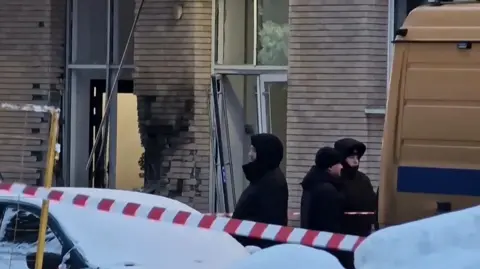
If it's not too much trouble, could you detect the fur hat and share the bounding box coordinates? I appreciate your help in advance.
[315,147,342,170]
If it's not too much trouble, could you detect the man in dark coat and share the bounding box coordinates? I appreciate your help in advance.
[232,133,288,248]
[300,146,355,269]
[334,138,377,237]
[300,146,344,232]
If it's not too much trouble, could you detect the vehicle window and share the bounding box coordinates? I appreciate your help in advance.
[0,206,63,255]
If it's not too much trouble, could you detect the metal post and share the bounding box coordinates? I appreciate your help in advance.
[208,93,217,212]
[108,82,117,189]
[219,79,236,206]
[35,111,59,269]
[211,75,230,213]
[253,0,258,65]
[63,0,72,186]
[98,0,113,187]
[86,0,146,170]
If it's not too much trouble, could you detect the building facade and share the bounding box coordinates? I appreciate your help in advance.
[0,0,432,213]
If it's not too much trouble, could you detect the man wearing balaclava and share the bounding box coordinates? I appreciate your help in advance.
[232,133,288,248]
[334,138,377,237]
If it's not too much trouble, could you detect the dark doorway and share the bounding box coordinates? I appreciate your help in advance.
[88,79,134,188]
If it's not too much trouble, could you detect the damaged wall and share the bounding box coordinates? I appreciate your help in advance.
[133,0,212,211]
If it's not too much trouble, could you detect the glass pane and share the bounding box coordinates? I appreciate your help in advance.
[72,0,108,64]
[0,208,62,254]
[219,75,258,198]
[257,0,289,65]
[113,0,134,65]
[215,0,254,64]
[264,81,287,173]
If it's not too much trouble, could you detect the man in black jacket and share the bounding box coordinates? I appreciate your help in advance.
[300,147,344,232]
[300,146,356,269]
[232,133,288,248]
[334,138,376,237]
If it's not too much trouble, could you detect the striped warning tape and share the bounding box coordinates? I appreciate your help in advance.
[210,211,374,218]
[0,183,365,252]
[208,212,300,218]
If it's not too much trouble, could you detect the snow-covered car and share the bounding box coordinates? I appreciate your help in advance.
[0,188,250,269]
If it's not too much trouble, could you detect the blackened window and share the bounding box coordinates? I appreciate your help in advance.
[394,0,429,32]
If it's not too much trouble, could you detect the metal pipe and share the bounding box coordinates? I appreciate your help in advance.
[253,0,258,65]
[34,111,59,269]
[86,0,145,170]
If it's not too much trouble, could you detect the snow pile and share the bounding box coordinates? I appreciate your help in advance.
[355,206,480,269]
[227,244,345,269]
[0,103,59,113]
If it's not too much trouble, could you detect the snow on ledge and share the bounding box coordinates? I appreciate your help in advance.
[355,206,480,269]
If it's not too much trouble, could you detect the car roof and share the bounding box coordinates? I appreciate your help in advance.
[0,187,199,213]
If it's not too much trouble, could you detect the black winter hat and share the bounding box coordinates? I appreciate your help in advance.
[334,138,366,160]
[315,147,342,170]
[250,133,284,169]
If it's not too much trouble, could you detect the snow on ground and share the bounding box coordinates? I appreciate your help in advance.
[227,244,345,269]
[0,190,249,269]
[355,206,480,269]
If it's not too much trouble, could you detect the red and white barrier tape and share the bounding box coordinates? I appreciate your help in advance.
[0,183,365,252]
[210,211,374,218]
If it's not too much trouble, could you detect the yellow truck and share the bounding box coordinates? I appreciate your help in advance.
[379,1,480,227]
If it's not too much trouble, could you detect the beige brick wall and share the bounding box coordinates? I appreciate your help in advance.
[0,0,65,185]
[134,0,212,211]
[287,0,388,213]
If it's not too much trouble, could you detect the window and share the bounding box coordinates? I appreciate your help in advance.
[393,0,461,33]
[257,0,289,65]
[214,0,289,65]
[0,207,63,255]
[388,0,429,87]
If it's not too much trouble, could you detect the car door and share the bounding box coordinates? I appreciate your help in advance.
[0,202,86,269]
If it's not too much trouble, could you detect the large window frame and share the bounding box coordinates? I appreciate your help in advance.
[64,0,135,188]
[209,0,289,211]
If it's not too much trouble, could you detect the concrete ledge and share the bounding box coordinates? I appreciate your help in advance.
[365,108,386,115]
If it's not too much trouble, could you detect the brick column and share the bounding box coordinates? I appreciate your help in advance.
[134,0,212,211]
[287,0,388,214]
[0,0,65,185]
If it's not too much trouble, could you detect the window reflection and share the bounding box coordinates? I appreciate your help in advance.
[215,0,254,65]
[114,0,134,65]
[257,0,289,65]
[72,0,108,64]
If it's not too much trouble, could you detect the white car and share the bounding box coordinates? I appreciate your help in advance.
[0,188,250,269]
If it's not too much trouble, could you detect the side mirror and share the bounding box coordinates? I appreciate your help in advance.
[26,252,63,269]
